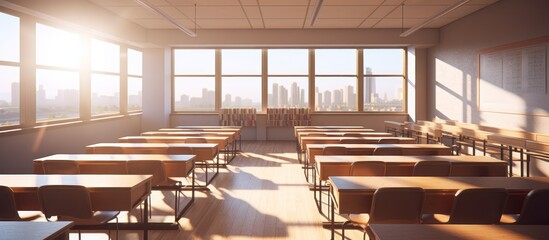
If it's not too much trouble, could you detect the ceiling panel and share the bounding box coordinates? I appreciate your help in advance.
[260,6,308,19]
[89,0,499,30]
[176,6,246,18]
[263,18,304,28]
[317,6,378,19]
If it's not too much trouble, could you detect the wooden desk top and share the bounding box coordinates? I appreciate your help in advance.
[316,156,507,180]
[0,221,74,240]
[86,142,218,149]
[141,131,236,142]
[294,126,365,129]
[370,224,549,240]
[316,155,504,164]
[525,140,549,153]
[176,125,241,129]
[0,174,151,211]
[35,154,196,162]
[33,154,195,177]
[159,128,240,133]
[118,136,228,148]
[308,143,451,150]
[488,134,527,148]
[329,176,549,193]
[295,129,375,133]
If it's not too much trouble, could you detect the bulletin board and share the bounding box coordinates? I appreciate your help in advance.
[478,36,549,116]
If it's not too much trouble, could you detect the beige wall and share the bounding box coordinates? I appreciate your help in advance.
[427,0,549,134]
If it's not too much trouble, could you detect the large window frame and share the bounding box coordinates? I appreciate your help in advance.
[0,8,142,132]
[0,10,21,128]
[172,47,407,114]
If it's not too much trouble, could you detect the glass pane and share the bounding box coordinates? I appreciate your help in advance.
[174,49,215,75]
[36,69,79,121]
[222,77,261,110]
[315,49,356,75]
[91,39,120,73]
[91,74,120,116]
[268,77,308,108]
[36,23,80,68]
[222,49,261,75]
[364,49,404,74]
[268,49,308,75]
[0,66,20,126]
[128,48,142,76]
[128,77,142,112]
[174,77,215,111]
[364,76,404,112]
[314,77,357,111]
[0,12,20,62]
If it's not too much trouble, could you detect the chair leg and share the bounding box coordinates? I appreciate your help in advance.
[341,220,352,239]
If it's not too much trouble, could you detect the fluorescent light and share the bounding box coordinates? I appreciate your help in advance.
[310,0,324,26]
[400,0,471,37]
[134,0,197,37]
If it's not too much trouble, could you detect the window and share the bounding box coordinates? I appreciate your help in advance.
[36,23,80,122]
[363,49,404,112]
[221,49,262,110]
[36,69,79,122]
[90,39,120,116]
[0,12,20,127]
[315,49,357,111]
[268,49,308,108]
[127,48,142,112]
[173,49,215,111]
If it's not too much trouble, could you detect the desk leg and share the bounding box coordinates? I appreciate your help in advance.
[509,146,513,177]
[144,197,149,240]
[330,192,335,240]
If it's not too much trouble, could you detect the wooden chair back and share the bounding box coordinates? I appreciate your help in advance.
[370,187,425,224]
[448,188,507,224]
[413,161,451,176]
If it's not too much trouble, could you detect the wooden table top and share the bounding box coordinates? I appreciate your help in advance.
[35,154,196,162]
[370,224,549,240]
[300,137,415,150]
[316,155,504,164]
[86,142,218,149]
[0,174,151,211]
[329,176,549,193]
[0,221,74,240]
[141,131,236,142]
[159,128,240,133]
[316,156,507,179]
[33,154,195,177]
[175,125,241,129]
[308,143,451,150]
[294,126,365,129]
[118,136,229,148]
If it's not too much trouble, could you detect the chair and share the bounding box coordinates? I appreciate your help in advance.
[373,147,403,155]
[349,161,386,176]
[342,187,425,240]
[322,146,347,155]
[378,138,400,144]
[0,185,42,221]
[42,160,80,174]
[38,185,119,240]
[413,161,451,176]
[514,189,549,225]
[422,188,508,224]
[127,161,183,220]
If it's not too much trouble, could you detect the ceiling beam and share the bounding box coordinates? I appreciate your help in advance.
[400,0,471,37]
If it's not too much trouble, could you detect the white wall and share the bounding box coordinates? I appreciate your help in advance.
[427,0,549,134]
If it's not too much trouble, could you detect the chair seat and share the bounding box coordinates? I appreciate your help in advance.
[18,211,44,221]
[59,211,120,225]
[500,214,519,224]
[421,213,449,224]
[348,213,370,227]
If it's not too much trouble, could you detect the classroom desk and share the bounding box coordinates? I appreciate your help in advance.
[294,126,366,136]
[525,140,549,177]
[33,154,195,222]
[85,143,219,186]
[313,155,507,216]
[175,125,242,129]
[297,132,393,144]
[329,176,549,240]
[0,174,154,239]
[369,224,549,240]
[33,154,194,177]
[141,131,239,155]
[306,144,452,165]
[300,136,416,153]
[118,136,235,164]
[0,221,74,240]
[160,128,242,152]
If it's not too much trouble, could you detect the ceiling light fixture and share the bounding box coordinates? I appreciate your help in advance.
[310,0,324,26]
[400,0,471,37]
[134,0,197,37]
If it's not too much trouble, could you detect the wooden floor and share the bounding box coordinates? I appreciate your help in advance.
[74,141,364,240]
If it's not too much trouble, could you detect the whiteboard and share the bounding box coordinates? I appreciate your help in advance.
[478,40,549,116]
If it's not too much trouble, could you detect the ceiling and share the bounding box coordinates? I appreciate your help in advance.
[87,0,499,30]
